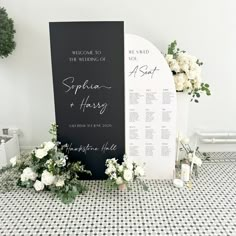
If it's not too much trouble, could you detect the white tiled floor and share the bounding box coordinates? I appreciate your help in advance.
[0,152,236,236]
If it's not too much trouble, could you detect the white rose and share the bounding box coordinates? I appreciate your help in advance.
[171,60,180,73]
[116,177,123,185]
[124,158,133,170]
[165,54,173,62]
[192,155,202,166]
[180,63,189,72]
[20,174,27,182]
[118,165,123,172]
[10,156,17,166]
[35,148,48,159]
[105,165,116,175]
[187,71,197,80]
[126,162,133,170]
[20,167,37,182]
[184,81,192,90]
[33,180,44,191]
[110,172,117,180]
[188,153,193,161]
[105,168,111,175]
[194,79,202,89]
[181,137,189,144]
[175,73,185,83]
[41,170,56,186]
[55,178,65,187]
[43,141,55,152]
[134,166,145,176]
[123,169,133,182]
[176,81,184,91]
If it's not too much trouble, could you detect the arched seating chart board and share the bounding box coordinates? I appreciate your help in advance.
[125,34,176,179]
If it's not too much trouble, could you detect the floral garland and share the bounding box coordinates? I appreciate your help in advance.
[0,125,148,203]
[165,41,211,103]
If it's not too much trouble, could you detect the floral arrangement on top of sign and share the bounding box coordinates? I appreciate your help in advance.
[105,156,148,191]
[1,124,91,204]
[165,41,211,103]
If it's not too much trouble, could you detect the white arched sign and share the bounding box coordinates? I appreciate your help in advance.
[125,34,176,179]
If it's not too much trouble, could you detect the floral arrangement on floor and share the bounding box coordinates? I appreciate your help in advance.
[105,156,148,191]
[176,135,210,178]
[165,40,211,103]
[0,124,91,204]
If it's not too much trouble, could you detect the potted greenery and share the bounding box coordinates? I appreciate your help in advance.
[0,7,16,58]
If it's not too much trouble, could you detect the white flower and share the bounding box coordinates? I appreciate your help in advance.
[110,158,117,163]
[20,167,37,182]
[124,160,133,170]
[192,155,202,166]
[180,63,189,72]
[10,156,17,166]
[123,169,133,182]
[46,159,53,166]
[184,81,192,90]
[187,71,197,80]
[105,164,116,175]
[116,177,123,185]
[181,137,189,144]
[188,153,193,161]
[174,73,184,83]
[55,157,67,167]
[194,79,202,89]
[43,141,55,152]
[169,59,180,73]
[134,166,145,176]
[41,170,56,186]
[165,54,173,62]
[110,172,117,180]
[118,165,123,173]
[33,180,44,191]
[176,81,184,91]
[35,148,48,159]
[105,168,111,175]
[55,177,65,187]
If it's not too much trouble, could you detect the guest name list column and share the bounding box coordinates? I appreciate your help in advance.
[127,63,161,159]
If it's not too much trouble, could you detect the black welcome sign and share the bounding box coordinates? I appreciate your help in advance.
[49,22,125,179]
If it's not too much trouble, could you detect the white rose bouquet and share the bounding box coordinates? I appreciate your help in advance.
[3,124,91,204]
[165,41,211,103]
[105,155,148,191]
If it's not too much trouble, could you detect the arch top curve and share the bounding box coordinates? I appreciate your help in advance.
[125,33,176,179]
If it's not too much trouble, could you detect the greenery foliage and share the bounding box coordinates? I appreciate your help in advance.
[0,7,16,58]
[0,124,91,204]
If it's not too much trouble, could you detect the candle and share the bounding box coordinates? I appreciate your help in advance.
[173,178,184,188]
[181,163,190,182]
[176,132,181,162]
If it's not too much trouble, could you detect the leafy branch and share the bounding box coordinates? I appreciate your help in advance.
[189,83,211,103]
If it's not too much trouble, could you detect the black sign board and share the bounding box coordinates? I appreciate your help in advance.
[49,22,125,179]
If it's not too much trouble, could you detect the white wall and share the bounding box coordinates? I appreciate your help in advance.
[1,0,236,150]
